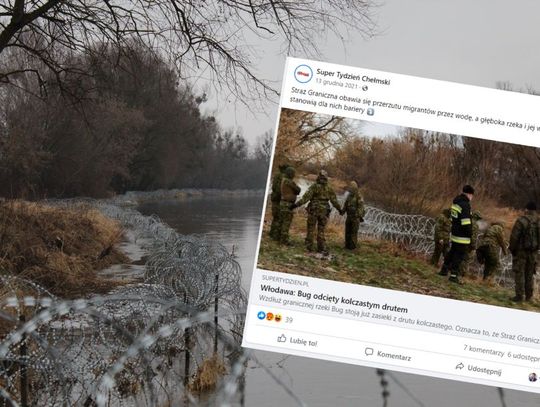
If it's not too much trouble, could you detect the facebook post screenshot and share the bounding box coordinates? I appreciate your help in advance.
[242,57,540,393]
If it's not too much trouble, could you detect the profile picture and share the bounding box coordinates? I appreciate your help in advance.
[529,372,537,382]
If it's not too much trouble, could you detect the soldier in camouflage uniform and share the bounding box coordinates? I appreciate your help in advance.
[476,220,507,284]
[340,181,366,250]
[291,170,342,254]
[509,202,540,302]
[269,164,288,240]
[278,166,301,245]
[431,208,452,266]
[459,211,482,277]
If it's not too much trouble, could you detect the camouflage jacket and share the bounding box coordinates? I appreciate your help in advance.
[471,220,480,249]
[296,181,341,214]
[280,177,300,202]
[270,171,284,203]
[343,190,366,219]
[509,211,540,254]
[434,213,451,242]
[480,224,507,255]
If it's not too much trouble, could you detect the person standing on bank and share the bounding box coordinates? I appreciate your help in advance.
[431,208,452,266]
[439,185,475,284]
[476,220,508,285]
[278,166,301,245]
[291,170,342,255]
[269,164,288,240]
[509,202,540,302]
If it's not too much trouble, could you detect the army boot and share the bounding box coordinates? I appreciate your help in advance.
[449,274,462,285]
[438,266,448,276]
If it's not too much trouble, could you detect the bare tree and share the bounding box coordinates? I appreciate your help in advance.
[275,108,351,165]
[254,130,273,162]
[0,0,376,101]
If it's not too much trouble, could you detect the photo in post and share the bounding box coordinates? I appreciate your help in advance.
[258,107,540,311]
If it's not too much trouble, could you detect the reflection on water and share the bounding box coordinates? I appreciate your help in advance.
[138,196,262,289]
[138,196,539,407]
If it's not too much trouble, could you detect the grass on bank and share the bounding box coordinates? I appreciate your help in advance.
[0,200,129,299]
[189,354,227,394]
[257,209,540,313]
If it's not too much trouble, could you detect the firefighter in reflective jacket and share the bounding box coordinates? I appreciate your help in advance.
[439,185,475,284]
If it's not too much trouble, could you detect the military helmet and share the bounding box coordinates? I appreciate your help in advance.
[347,181,358,192]
[284,166,295,178]
[472,211,482,220]
[317,169,328,184]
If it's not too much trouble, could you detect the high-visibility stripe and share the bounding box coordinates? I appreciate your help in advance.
[461,218,472,225]
[451,235,471,244]
[451,204,462,213]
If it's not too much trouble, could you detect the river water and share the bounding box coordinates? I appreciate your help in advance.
[138,196,539,407]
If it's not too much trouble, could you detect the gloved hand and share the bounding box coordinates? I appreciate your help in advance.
[289,203,297,210]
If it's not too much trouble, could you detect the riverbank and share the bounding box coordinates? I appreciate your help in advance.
[0,191,255,298]
[257,209,540,312]
[0,197,246,405]
[111,188,264,206]
[0,200,129,298]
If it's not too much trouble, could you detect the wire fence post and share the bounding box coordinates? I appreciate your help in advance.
[184,321,191,407]
[182,288,191,407]
[214,271,219,355]
[497,387,507,407]
[239,359,247,407]
[19,315,29,407]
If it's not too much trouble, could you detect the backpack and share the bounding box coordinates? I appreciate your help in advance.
[521,216,540,251]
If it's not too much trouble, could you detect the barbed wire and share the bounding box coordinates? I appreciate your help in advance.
[0,198,296,407]
[329,202,523,289]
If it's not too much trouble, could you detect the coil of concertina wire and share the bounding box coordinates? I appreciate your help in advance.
[329,203,518,288]
[0,199,269,407]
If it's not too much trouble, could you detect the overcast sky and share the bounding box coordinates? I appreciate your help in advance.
[201,0,540,147]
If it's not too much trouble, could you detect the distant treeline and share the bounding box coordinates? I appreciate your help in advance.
[329,129,540,215]
[0,43,271,199]
[272,109,540,215]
